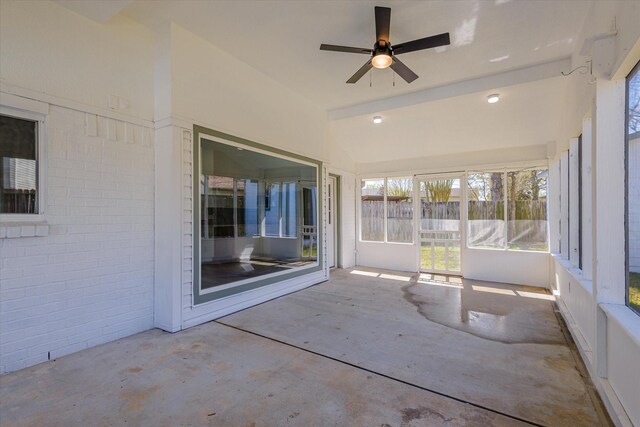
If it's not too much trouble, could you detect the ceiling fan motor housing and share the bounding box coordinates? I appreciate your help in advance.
[372,43,393,69]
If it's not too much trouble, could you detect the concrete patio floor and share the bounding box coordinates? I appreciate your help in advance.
[0,267,610,426]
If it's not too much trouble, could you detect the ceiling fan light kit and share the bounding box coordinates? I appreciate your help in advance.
[320,6,451,84]
[372,52,392,69]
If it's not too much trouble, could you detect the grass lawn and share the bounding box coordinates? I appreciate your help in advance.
[421,245,460,272]
[507,242,549,252]
[301,246,317,258]
[630,272,640,313]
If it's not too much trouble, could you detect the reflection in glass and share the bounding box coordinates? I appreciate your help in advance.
[626,62,640,314]
[237,179,260,237]
[202,176,234,238]
[264,182,280,237]
[200,139,318,291]
[302,187,318,257]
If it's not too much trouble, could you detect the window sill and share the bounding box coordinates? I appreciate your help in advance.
[359,240,415,246]
[467,246,550,254]
[0,221,49,238]
[552,254,593,294]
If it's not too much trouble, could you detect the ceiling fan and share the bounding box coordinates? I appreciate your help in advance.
[320,6,450,84]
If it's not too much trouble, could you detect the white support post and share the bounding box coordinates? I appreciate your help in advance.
[593,79,627,379]
[154,125,185,333]
[593,79,626,305]
[548,159,561,255]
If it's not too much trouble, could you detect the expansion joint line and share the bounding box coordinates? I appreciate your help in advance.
[215,320,546,427]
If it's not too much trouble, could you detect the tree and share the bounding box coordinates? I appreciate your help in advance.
[490,172,503,201]
[387,179,412,197]
[424,180,453,202]
[629,74,640,134]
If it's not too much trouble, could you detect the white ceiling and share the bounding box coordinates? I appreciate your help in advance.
[329,76,566,164]
[54,0,592,164]
[121,0,591,111]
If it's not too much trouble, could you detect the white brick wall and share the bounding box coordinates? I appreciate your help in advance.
[629,137,640,273]
[0,105,155,373]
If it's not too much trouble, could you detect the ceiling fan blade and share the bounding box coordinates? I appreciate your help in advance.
[346,59,373,84]
[393,32,450,55]
[375,6,391,43]
[390,57,419,83]
[320,44,373,55]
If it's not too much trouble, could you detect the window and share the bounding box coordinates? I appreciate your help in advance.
[360,177,413,243]
[0,113,39,214]
[196,133,320,304]
[467,169,548,251]
[361,178,385,242]
[467,172,505,249]
[626,60,640,314]
[507,169,548,251]
[578,135,583,270]
[386,177,413,243]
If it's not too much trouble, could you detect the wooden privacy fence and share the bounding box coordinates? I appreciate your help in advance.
[468,200,547,221]
[362,200,547,244]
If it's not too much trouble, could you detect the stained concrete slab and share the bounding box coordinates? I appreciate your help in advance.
[221,267,608,426]
[0,321,528,427]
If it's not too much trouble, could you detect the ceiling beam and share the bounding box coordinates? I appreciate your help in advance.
[328,57,571,121]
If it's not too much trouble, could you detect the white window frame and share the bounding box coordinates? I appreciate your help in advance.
[560,152,570,259]
[466,166,550,252]
[385,176,414,245]
[359,176,414,245]
[0,94,48,223]
[359,177,386,243]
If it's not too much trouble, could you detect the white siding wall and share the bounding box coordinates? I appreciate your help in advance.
[182,129,195,313]
[0,104,155,373]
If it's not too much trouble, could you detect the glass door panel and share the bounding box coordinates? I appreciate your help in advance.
[419,177,462,274]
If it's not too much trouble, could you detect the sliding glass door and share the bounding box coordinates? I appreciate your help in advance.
[418,176,462,274]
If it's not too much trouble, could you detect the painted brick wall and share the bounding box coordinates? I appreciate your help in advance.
[0,104,155,373]
[629,137,640,272]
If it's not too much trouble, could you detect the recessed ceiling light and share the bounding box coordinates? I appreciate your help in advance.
[487,94,500,104]
[373,116,382,124]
